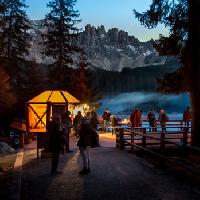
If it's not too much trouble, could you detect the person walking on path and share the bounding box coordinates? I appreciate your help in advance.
[130,108,141,129]
[61,111,73,153]
[90,111,99,130]
[158,110,169,132]
[102,108,111,132]
[77,117,99,175]
[110,115,119,135]
[73,111,83,137]
[48,116,63,175]
[183,106,192,127]
[147,110,156,132]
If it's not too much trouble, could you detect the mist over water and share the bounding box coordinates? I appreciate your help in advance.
[97,92,190,116]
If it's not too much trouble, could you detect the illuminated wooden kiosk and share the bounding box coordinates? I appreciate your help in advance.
[26,90,80,163]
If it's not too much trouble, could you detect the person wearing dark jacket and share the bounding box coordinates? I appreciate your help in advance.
[90,111,99,130]
[61,111,73,153]
[73,111,83,137]
[158,110,169,132]
[183,106,192,127]
[111,115,119,135]
[48,116,63,175]
[147,110,156,132]
[77,117,98,175]
[102,108,111,132]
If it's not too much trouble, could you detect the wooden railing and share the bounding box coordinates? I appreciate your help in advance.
[115,119,192,153]
[114,124,200,176]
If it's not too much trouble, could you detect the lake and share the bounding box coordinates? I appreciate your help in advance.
[97,92,190,120]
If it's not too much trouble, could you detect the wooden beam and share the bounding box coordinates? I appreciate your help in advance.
[25,104,30,133]
[46,101,51,132]
[34,110,47,129]
[29,105,46,128]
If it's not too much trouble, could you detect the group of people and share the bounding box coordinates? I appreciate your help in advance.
[147,109,169,132]
[130,107,192,132]
[74,111,99,136]
[48,106,192,175]
[102,108,120,132]
[48,110,99,176]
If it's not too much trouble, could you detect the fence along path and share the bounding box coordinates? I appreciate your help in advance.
[115,119,192,151]
[114,119,200,176]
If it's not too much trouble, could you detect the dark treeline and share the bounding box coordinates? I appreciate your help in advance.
[92,62,178,96]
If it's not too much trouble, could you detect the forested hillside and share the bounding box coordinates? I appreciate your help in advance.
[91,61,179,96]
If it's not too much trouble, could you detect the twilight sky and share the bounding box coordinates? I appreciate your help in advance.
[26,0,168,42]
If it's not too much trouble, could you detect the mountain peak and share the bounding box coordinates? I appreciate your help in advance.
[28,20,169,71]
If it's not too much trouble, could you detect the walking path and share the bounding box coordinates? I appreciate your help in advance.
[20,133,200,200]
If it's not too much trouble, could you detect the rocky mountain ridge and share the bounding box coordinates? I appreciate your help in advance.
[27,20,171,71]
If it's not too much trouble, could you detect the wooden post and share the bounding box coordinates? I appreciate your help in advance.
[25,103,30,133]
[37,133,39,165]
[131,129,134,152]
[116,130,119,148]
[119,128,125,150]
[183,127,188,145]
[25,103,30,145]
[142,128,146,148]
[180,121,183,131]
[160,131,165,154]
[46,101,51,132]
[19,132,24,148]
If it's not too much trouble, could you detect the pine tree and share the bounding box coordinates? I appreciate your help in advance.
[0,0,32,104]
[0,0,31,66]
[134,0,188,94]
[43,0,81,89]
[15,61,45,103]
[134,0,200,146]
[188,1,200,147]
[74,53,101,105]
[0,66,16,116]
[0,1,46,110]
[0,4,4,12]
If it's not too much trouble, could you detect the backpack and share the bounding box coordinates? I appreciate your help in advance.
[90,128,100,148]
[160,113,169,122]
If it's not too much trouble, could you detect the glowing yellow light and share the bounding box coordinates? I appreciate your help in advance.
[83,104,89,109]
[121,118,130,124]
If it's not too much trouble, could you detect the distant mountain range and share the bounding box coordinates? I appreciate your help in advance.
[27,20,178,72]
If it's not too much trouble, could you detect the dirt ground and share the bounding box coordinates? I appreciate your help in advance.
[0,152,21,200]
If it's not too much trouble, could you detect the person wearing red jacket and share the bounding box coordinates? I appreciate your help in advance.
[183,107,192,127]
[130,108,141,129]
